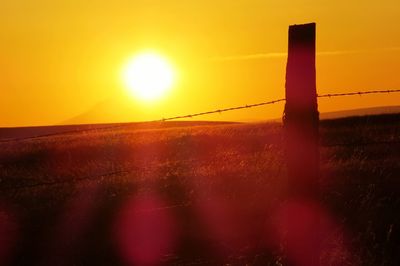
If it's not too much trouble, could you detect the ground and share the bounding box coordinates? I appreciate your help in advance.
[0,114,399,265]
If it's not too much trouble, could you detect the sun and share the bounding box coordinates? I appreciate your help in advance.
[122,52,175,102]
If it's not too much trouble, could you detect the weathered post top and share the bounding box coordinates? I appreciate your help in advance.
[285,23,317,109]
[288,23,316,46]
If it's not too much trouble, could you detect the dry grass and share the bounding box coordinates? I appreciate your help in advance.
[0,114,399,265]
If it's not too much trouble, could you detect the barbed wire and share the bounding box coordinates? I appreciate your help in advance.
[154,89,400,122]
[317,89,400,98]
[155,98,286,122]
[155,89,400,122]
[0,89,399,143]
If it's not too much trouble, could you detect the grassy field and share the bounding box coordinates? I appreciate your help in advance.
[0,114,399,265]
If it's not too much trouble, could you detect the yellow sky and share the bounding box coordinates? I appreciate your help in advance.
[1,0,400,127]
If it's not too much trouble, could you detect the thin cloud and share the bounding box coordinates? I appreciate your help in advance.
[318,47,400,56]
[210,52,287,61]
[211,47,400,62]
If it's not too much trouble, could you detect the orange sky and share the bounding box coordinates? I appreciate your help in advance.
[1,0,400,127]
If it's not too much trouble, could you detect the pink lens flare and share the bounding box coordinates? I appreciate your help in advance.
[114,193,179,266]
[0,205,18,265]
[266,199,359,266]
[195,193,254,256]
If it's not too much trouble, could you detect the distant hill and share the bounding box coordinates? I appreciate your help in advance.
[0,121,236,141]
[0,123,117,141]
[320,105,400,120]
[60,98,141,126]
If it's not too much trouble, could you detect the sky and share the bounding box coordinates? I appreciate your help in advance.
[1,0,400,127]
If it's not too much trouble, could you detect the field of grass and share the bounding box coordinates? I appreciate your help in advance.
[0,114,399,265]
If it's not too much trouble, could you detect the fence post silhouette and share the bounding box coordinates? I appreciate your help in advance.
[284,22,319,198]
[283,22,320,266]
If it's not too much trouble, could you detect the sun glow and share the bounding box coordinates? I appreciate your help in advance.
[122,52,175,102]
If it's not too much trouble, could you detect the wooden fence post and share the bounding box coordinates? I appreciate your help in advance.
[282,22,320,266]
[284,22,319,199]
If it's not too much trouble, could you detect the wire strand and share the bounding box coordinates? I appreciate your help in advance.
[317,89,400,98]
[153,98,286,122]
[155,89,400,122]
[1,89,399,143]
